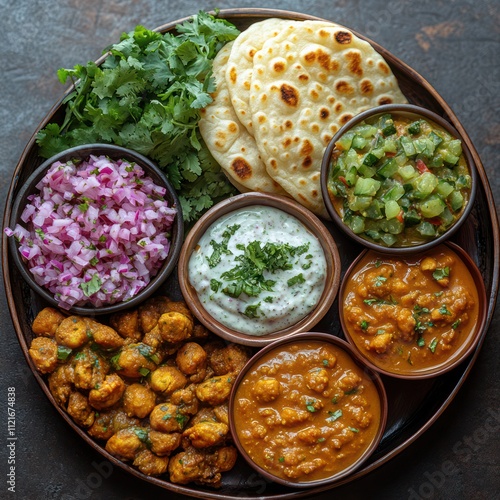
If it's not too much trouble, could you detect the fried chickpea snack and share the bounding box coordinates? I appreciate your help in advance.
[27,298,252,488]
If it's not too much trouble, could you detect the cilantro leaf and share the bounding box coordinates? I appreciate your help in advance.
[80,274,102,297]
[432,267,450,281]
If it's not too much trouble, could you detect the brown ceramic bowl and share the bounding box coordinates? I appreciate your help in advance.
[178,192,341,347]
[320,104,477,254]
[339,242,487,379]
[7,143,183,316]
[228,332,388,488]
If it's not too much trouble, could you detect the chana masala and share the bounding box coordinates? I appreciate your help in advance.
[232,338,383,484]
[342,244,481,375]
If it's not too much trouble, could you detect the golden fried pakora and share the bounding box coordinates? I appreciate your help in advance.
[28,295,250,486]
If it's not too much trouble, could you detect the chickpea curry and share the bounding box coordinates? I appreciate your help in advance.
[232,339,383,483]
[27,296,252,488]
[342,245,480,375]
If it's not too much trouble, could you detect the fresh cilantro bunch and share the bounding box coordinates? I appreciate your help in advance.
[36,11,240,222]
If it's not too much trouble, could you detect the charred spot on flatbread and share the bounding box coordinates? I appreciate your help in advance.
[335,31,352,44]
[360,79,374,95]
[231,158,253,180]
[378,97,393,105]
[345,51,363,76]
[280,83,300,107]
[335,80,355,95]
[319,107,330,120]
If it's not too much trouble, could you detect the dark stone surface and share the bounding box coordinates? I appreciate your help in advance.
[1,1,499,499]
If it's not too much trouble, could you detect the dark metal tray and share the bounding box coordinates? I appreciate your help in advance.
[2,9,499,500]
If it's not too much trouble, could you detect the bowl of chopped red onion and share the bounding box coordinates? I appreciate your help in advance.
[6,144,183,315]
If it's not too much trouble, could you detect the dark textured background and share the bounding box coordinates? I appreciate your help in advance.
[1,1,499,499]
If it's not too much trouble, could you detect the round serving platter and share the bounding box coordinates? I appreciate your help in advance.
[2,8,499,500]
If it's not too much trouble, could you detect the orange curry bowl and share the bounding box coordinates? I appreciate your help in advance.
[228,332,388,488]
[339,242,487,379]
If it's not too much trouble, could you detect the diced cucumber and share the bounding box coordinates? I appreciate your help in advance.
[363,200,384,219]
[358,164,376,178]
[435,180,454,198]
[449,191,464,211]
[363,152,379,167]
[385,200,401,219]
[413,172,438,196]
[404,210,421,226]
[440,207,455,226]
[419,195,446,218]
[329,111,470,249]
[382,123,397,136]
[413,138,435,157]
[336,130,355,150]
[352,134,368,150]
[394,152,408,166]
[380,233,398,246]
[354,177,381,196]
[399,164,417,181]
[439,148,460,165]
[355,124,378,138]
[371,147,385,159]
[344,166,358,186]
[427,153,444,168]
[400,136,416,156]
[348,196,372,211]
[365,229,381,240]
[416,221,436,237]
[345,148,360,168]
[383,138,398,153]
[408,120,422,135]
[455,175,470,190]
[429,131,443,147]
[399,196,411,209]
[347,215,365,234]
[447,139,462,157]
[329,180,345,197]
[439,167,457,183]
[377,158,398,179]
[380,218,404,234]
[382,184,405,201]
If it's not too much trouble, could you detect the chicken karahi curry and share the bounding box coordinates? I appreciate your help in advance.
[28,296,252,487]
[341,244,480,375]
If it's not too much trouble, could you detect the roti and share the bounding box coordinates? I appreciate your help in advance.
[225,18,291,136]
[249,22,407,216]
[199,41,287,195]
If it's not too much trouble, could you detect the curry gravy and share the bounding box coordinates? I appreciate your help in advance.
[342,245,479,375]
[233,340,382,483]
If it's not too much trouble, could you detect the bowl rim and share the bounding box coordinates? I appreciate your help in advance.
[177,192,342,347]
[7,143,184,316]
[228,331,389,488]
[320,103,478,255]
[338,241,488,379]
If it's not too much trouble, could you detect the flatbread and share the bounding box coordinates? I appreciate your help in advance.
[225,18,293,136]
[249,22,408,217]
[199,41,287,195]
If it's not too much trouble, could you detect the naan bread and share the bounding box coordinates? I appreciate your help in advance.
[225,18,291,136]
[199,41,286,195]
[249,22,407,217]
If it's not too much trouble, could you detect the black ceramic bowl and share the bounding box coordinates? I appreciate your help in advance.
[320,104,477,254]
[7,144,183,316]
